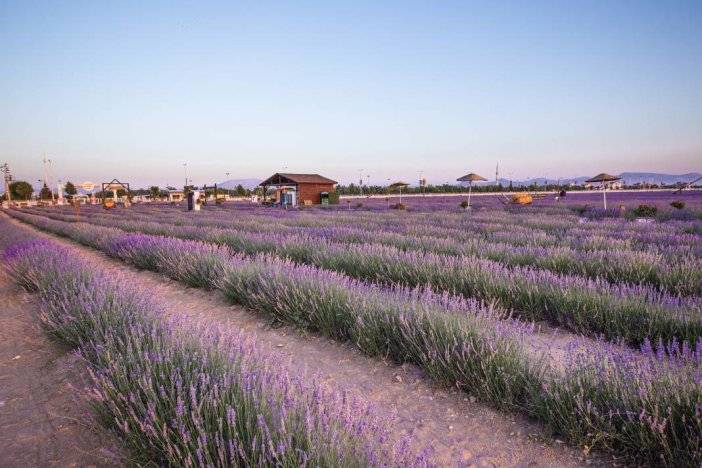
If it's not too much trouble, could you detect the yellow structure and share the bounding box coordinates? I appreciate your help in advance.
[511,193,533,205]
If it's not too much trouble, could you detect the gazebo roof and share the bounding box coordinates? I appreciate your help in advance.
[388,181,410,189]
[586,173,621,183]
[457,173,487,182]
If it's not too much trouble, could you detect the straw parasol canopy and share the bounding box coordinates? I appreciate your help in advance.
[387,181,410,204]
[456,173,487,208]
[586,173,621,183]
[586,173,621,210]
[457,173,487,183]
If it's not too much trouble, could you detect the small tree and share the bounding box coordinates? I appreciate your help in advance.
[150,186,161,200]
[8,181,33,200]
[64,181,77,199]
[39,183,53,200]
[235,184,246,196]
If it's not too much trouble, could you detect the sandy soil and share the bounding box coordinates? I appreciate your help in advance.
[0,271,125,467]
[3,214,615,467]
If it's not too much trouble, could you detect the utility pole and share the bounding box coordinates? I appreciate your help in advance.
[43,156,52,198]
[42,156,58,202]
[42,155,49,187]
[1,163,11,203]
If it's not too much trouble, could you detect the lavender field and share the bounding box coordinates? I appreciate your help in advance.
[337,190,702,215]
[2,191,702,466]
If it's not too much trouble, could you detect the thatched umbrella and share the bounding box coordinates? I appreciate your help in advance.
[586,173,621,210]
[456,173,487,208]
[388,181,410,204]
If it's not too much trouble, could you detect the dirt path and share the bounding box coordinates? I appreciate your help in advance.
[4,214,607,467]
[0,271,125,467]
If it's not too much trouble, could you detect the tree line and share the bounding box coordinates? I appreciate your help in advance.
[5,179,699,202]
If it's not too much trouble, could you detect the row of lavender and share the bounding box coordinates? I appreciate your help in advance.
[0,217,428,466]
[184,190,702,217]
[17,208,702,347]
[38,205,702,296]
[88,202,702,251]
[47,202,702,264]
[390,191,702,218]
[6,209,702,465]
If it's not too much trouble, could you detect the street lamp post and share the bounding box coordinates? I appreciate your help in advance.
[386,178,391,208]
[358,169,364,196]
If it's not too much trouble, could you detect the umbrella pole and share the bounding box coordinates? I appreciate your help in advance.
[399,187,402,204]
[468,183,472,208]
[603,185,607,210]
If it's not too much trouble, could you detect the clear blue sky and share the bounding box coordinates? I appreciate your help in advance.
[1,0,701,187]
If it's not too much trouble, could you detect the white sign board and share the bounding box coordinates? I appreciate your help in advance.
[81,181,96,191]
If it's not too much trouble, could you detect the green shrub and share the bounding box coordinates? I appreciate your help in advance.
[327,191,340,204]
[670,200,685,210]
[632,204,657,217]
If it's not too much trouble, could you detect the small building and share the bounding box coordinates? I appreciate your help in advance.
[168,190,185,202]
[259,173,337,206]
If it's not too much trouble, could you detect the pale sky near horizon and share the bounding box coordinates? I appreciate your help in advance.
[1,1,701,188]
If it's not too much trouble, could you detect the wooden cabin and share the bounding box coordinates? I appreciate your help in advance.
[260,173,337,206]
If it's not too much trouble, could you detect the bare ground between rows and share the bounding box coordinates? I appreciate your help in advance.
[5,214,611,467]
[0,271,125,467]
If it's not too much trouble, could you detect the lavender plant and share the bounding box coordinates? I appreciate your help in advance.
[5,208,702,465]
[3,237,430,467]
[10,209,702,347]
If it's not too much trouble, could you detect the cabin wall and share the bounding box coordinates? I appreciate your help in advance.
[297,183,334,204]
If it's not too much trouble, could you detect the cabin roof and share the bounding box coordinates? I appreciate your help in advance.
[260,173,337,186]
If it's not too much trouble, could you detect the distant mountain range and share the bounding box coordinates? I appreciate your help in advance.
[213,173,700,190]
[487,172,702,187]
[617,172,701,185]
